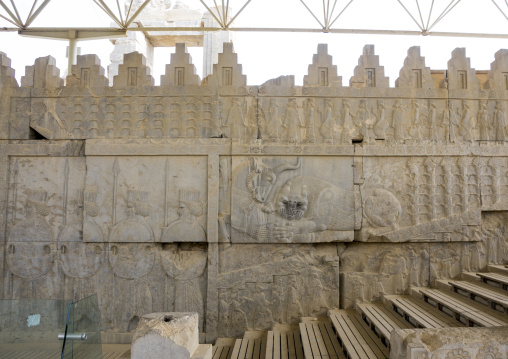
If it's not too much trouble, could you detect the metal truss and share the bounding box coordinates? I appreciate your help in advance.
[0,0,507,38]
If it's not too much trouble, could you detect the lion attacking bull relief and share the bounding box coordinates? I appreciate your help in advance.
[231,156,356,243]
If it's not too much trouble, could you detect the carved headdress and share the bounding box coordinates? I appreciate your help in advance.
[179,189,203,217]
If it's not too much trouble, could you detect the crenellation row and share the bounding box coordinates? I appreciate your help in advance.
[1,43,508,90]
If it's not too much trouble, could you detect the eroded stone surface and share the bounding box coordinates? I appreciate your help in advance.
[131,312,199,359]
[390,326,508,359]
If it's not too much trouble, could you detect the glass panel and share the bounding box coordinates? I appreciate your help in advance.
[0,299,72,358]
[63,295,102,359]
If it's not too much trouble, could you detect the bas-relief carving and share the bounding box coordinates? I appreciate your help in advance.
[24,96,223,140]
[358,156,488,242]
[217,243,340,337]
[392,327,508,359]
[5,157,86,299]
[84,156,207,243]
[11,92,508,145]
[161,243,207,331]
[340,244,430,308]
[231,156,355,243]
[341,212,508,308]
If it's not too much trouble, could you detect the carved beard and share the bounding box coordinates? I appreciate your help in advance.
[278,201,307,221]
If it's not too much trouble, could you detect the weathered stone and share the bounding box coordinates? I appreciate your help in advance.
[20,56,63,88]
[161,43,201,86]
[483,49,508,90]
[202,42,246,86]
[390,326,508,359]
[303,44,342,87]
[113,52,154,87]
[350,45,389,88]
[67,54,108,87]
[395,46,433,89]
[131,312,211,359]
[443,48,480,90]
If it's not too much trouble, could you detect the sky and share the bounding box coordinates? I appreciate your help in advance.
[0,0,507,86]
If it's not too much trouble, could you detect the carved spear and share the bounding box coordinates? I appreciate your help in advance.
[164,158,169,228]
[112,158,120,226]
[12,159,18,223]
[62,159,69,228]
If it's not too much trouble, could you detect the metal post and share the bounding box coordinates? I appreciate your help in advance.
[67,37,77,76]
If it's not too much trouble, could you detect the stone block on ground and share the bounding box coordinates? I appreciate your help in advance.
[131,312,200,359]
[390,326,508,359]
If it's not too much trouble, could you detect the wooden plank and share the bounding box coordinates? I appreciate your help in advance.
[287,330,297,359]
[305,324,322,359]
[379,306,414,329]
[348,314,389,358]
[230,339,243,359]
[318,322,337,359]
[221,346,233,359]
[448,280,508,307]
[323,321,345,359]
[274,330,281,359]
[281,330,289,359]
[266,331,274,359]
[391,297,444,327]
[329,312,368,359]
[305,323,322,359]
[312,323,331,359]
[213,347,223,359]
[477,272,508,286]
[358,305,392,340]
[245,339,255,359]
[386,295,458,328]
[298,323,313,359]
[341,313,386,359]
[293,327,305,359]
[431,289,508,324]
[253,338,261,359]
[261,334,267,359]
[420,289,508,326]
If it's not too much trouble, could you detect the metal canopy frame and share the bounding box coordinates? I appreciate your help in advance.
[0,0,506,76]
[0,0,506,38]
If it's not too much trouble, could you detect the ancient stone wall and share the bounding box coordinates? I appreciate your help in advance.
[0,44,508,343]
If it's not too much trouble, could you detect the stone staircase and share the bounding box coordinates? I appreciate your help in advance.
[212,264,508,359]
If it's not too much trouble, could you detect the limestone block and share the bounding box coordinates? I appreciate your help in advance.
[483,49,508,91]
[21,56,63,88]
[161,43,201,86]
[349,45,389,89]
[0,52,18,139]
[303,44,342,87]
[443,48,480,90]
[390,326,508,359]
[0,52,18,88]
[109,29,154,85]
[112,51,155,88]
[67,54,108,87]
[395,46,434,89]
[261,75,295,87]
[131,312,199,359]
[202,42,246,86]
